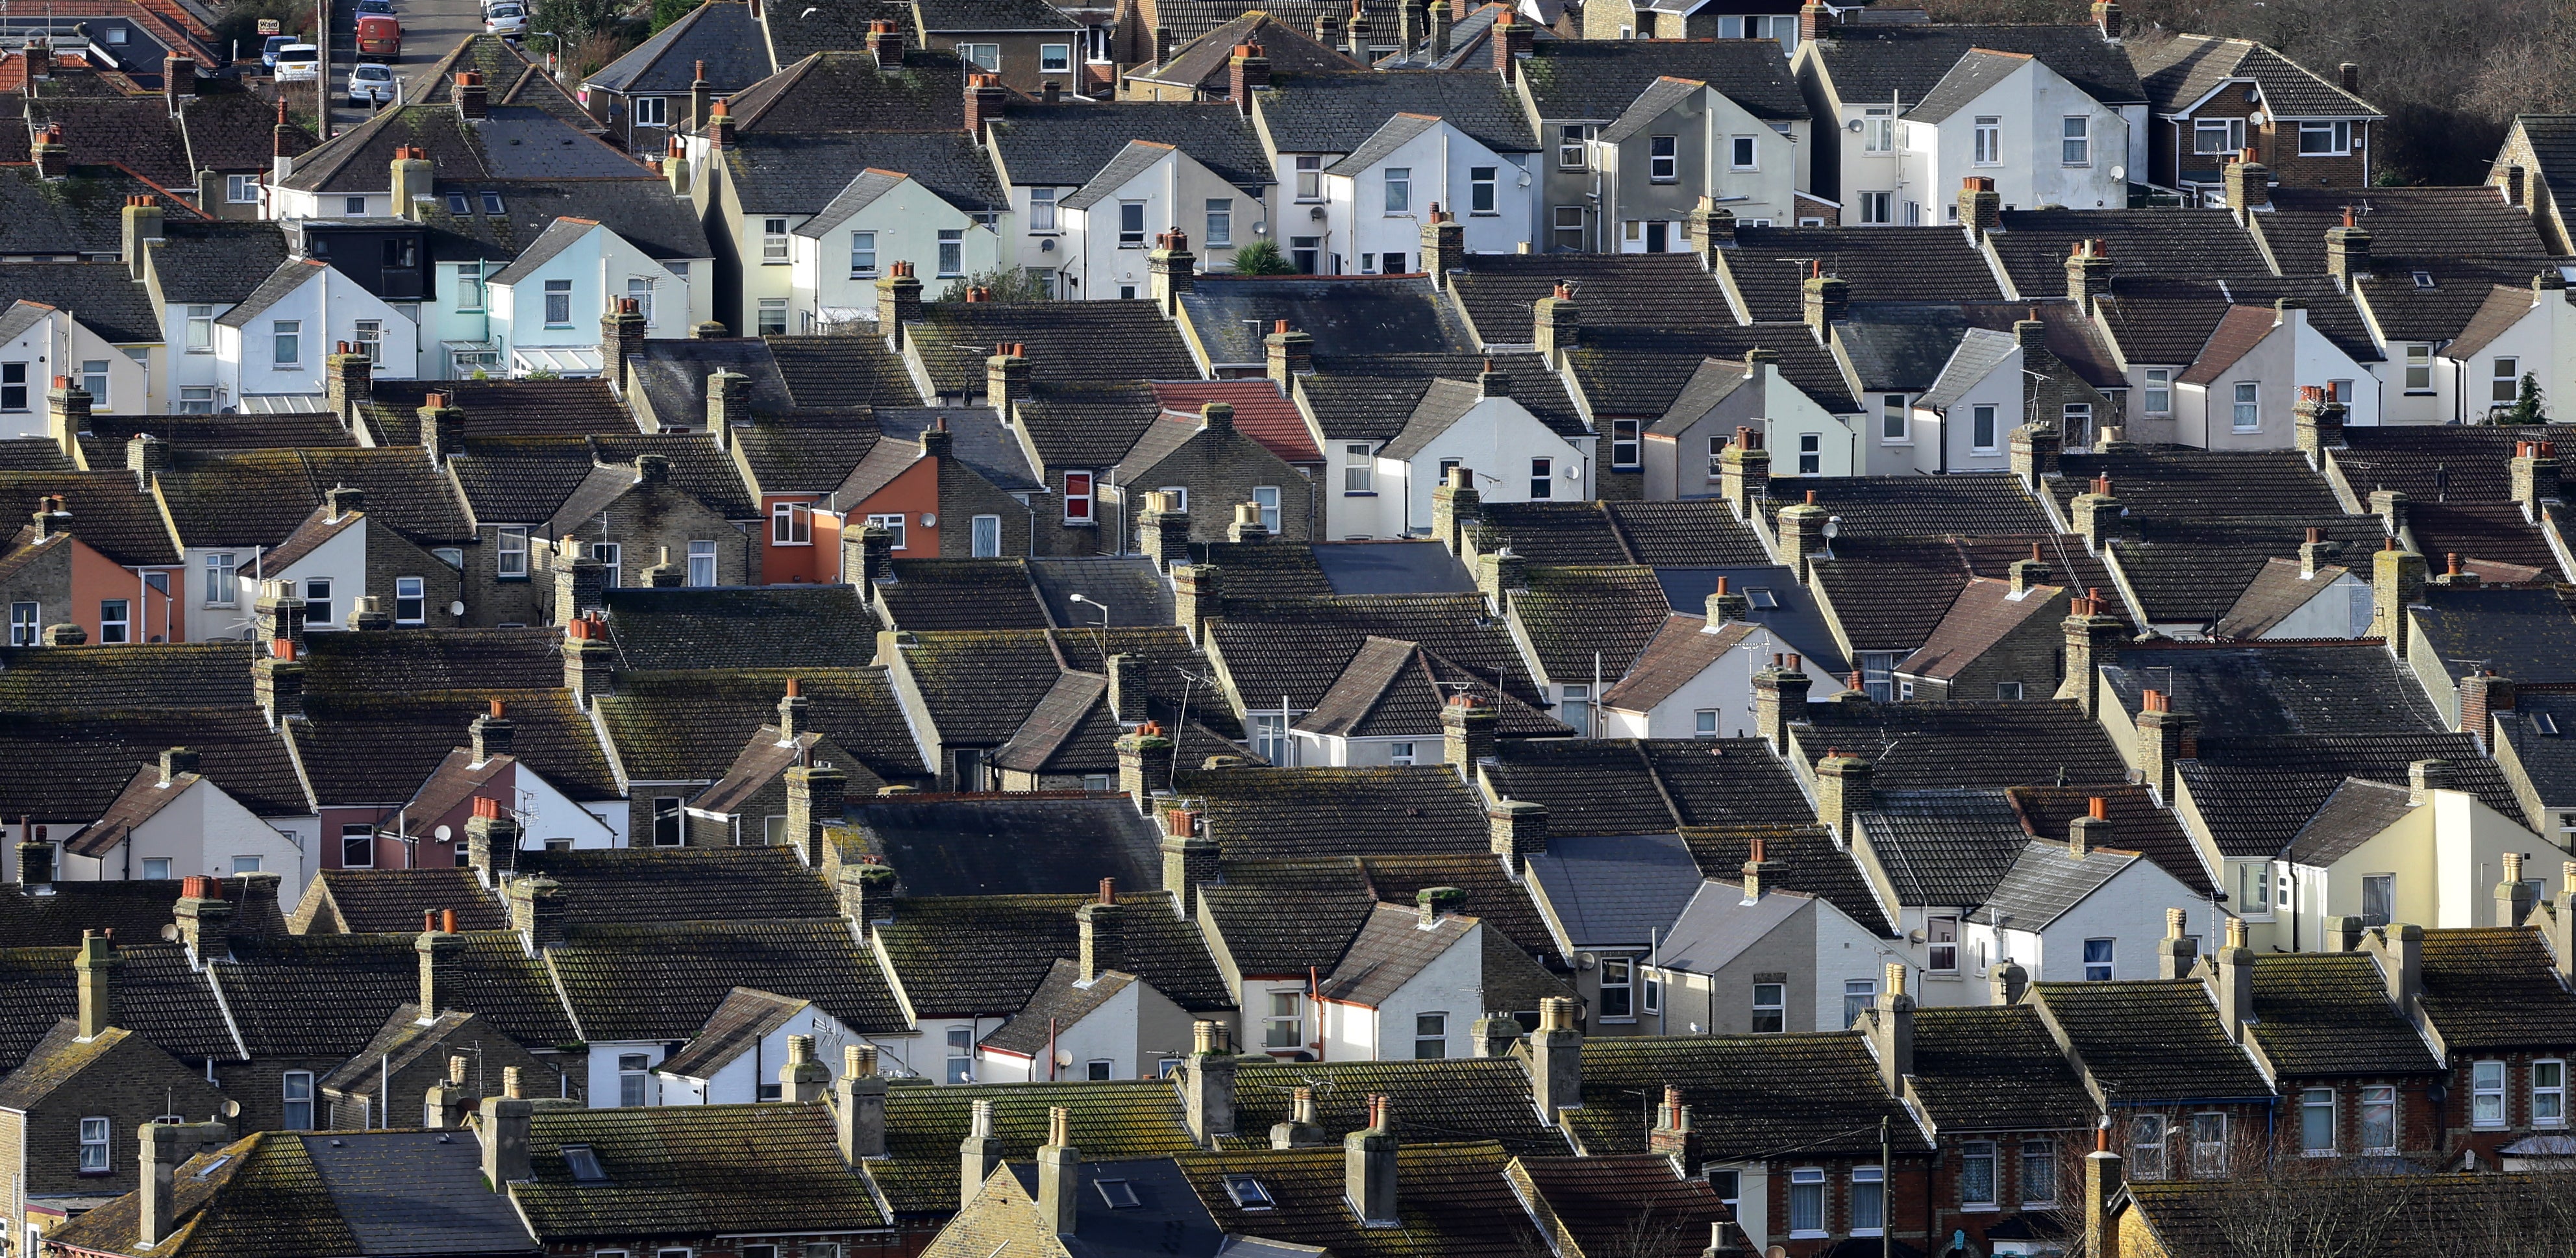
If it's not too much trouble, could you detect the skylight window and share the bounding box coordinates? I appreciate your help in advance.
[1744,586,1779,610]
[2538,712,2561,736]
[445,191,469,216]
[563,1144,607,1182]
[1094,1178,1139,1209]
[480,190,506,215]
[2412,271,2434,290]
[1223,1175,1274,1209]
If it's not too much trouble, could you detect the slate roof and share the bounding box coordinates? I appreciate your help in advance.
[517,1103,886,1237]
[1198,882,1378,976]
[991,101,1274,190]
[2334,426,2562,574]
[874,1079,1196,1215]
[545,917,907,1040]
[1184,275,1474,366]
[2129,31,2382,119]
[2035,979,2272,1102]
[215,930,576,1056]
[2179,730,2521,857]
[1986,208,2272,297]
[279,103,650,195]
[1298,351,1582,440]
[846,795,1162,896]
[1519,36,1803,121]
[1809,23,2144,107]
[1229,1056,1567,1152]
[1255,69,1537,154]
[1571,1033,1927,1159]
[1205,595,1546,712]
[1967,840,2142,930]
[1294,636,1565,738]
[653,985,811,1078]
[1178,1140,1546,1257]
[0,164,176,258]
[1172,765,1490,861]
[2004,784,2213,896]
[1794,700,2133,791]
[907,301,1199,395]
[1908,1005,2098,1133]
[585,0,771,94]
[1510,563,1675,684]
[1895,577,2061,683]
[2415,926,2576,1052]
[1855,789,2032,909]
[2245,950,2440,1078]
[155,447,472,547]
[874,891,1232,1017]
[1672,825,1893,936]
[1137,12,1362,91]
[878,558,1049,630]
[292,690,617,807]
[2099,641,2446,741]
[1525,832,1701,948]
[602,586,878,669]
[1600,615,1759,712]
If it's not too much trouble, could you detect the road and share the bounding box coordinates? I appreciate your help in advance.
[321,0,522,134]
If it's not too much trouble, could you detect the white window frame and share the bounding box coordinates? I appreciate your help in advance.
[2474,1059,2507,1129]
[497,526,529,578]
[970,515,1002,558]
[2298,119,2353,156]
[2494,357,2521,406]
[544,279,573,328]
[1342,443,1373,493]
[227,174,260,204]
[771,501,814,546]
[2405,345,2433,391]
[2061,115,2091,166]
[1063,471,1095,523]
[1029,187,1060,234]
[1861,106,1894,154]
[686,540,716,587]
[1413,1011,1446,1059]
[1383,167,1411,215]
[2020,1140,2057,1205]
[1973,116,2000,166]
[273,318,301,367]
[1294,155,1323,202]
[1972,403,1998,452]
[2300,1087,2335,1155]
[204,553,238,606]
[2130,1114,2166,1179]
[1205,199,1233,247]
[282,1071,314,1129]
[619,1053,652,1105]
[1752,981,1785,1033]
[1851,1165,1885,1235]
[2359,1085,2397,1153]
[846,230,878,280]
[1557,125,1585,170]
[394,576,425,624]
[1529,456,1554,500]
[960,43,998,70]
[938,228,965,277]
[2083,937,2114,981]
[1927,916,1959,972]
[10,602,37,646]
[762,217,791,264]
[2190,1113,2228,1177]
[865,512,907,552]
[1787,1167,1826,1236]
[1596,956,1633,1020]
[1694,709,1720,738]
[2233,380,2260,430]
[2144,367,2172,415]
[756,299,789,336]
[340,823,373,868]
[1960,1141,1997,1209]
[2193,118,2244,156]
[1038,43,1071,72]
[99,598,129,645]
[632,94,667,127]
[1859,191,1894,225]
[1263,991,1302,1048]
[79,1117,109,1172]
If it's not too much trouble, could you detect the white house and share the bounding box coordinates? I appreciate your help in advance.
[1290,637,1567,766]
[55,749,308,893]
[1643,354,1855,495]
[1962,837,2206,996]
[1901,327,2025,474]
[1319,115,1533,275]
[2173,301,2379,448]
[485,218,691,378]
[1590,77,1803,249]
[1599,606,1843,739]
[1054,141,1263,300]
[2209,554,2373,639]
[213,258,419,404]
[791,169,1002,330]
[653,987,871,1103]
[1313,900,1483,1061]
[1643,874,1894,1034]
[2419,277,2576,426]
[974,959,1194,1083]
[0,301,151,430]
[1894,51,2133,225]
[1340,375,1589,539]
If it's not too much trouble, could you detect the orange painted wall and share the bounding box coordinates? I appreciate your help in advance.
[760,494,830,585]
[66,538,182,643]
[841,457,942,569]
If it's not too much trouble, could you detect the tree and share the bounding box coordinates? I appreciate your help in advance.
[1227,238,1297,275]
[2501,373,2549,425]
[651,0,699,31]
[937,266,1054,303]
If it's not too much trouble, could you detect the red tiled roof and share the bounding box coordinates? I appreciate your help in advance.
[1150,378,1318,463]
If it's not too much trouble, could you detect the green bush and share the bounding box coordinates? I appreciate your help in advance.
[1228,238,1296,275]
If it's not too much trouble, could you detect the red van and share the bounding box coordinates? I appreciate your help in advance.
[356,15,401,60]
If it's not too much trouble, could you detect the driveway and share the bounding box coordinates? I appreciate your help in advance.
[324,0,520,132]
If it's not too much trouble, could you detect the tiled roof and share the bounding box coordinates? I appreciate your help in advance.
[847,795,1165,896]
[1294,637,1564,739]
[1811,22,2142,106]
[1520,37,1803,121]
[2098,641,2446,741]
[0,876,281,948]
[874,1079,1194,1215]
[1908,1005,2097,1133]
[1794,700,2133,791]
[288,869,507,935]
[517,846,843,924]
[876,891,1232,1017]
[585,0,771,93]
[547,917,905,1040]
[1206,594,1544,711]
[1966,840,2142,929]
[1299,351,1581,440]
[2246,951,2439,1077]
[0,941,233,1071]
[1855,789,2031,908]
[293,689,617,806]
[1138,13,1363,91]
[598,667,926,785]
[1724,227,2004,322]
[155,447,473,547]
[2034,979,2272,1101]
[1176,1141,1549,1257]
[1896,577,2062,682]
[1508,564,1674,684]
[2004,785,2214,896]
[1316,900,1478,1005]
[2416,926,2576,1052]
[519,1102,886,1237]
[908,301,1198,396]
[2179,730,2520,857]
[147,217,293,304]
[0,167,175,265]
[878,558,1049,630]
[0,705,305,822]
[1357,854,1559,960]
[1200,883,1377,976]
[2129,31,2377,119]
[1986,208,2269,296]
[216,930,576,1056]
[1052,624,1244,740]
[1570,1033,1927,1159]
[603,585,879,669]
[980,958,1143,1055]
[765,335,920,412]
[1773,472,2052,541]
[0,468,177,565]
[1172,765,1489,861]
[1510,1155,1731,1258]
[655,985,808,1079]
[894,628,1066,745]
[721,129,1007,216]
[993,101,1273,190]
[1603,500,1770,567]
[1230,1057,1568,1157]
[2331,426,2560,573]
[1257,69,1537,154]
[1673,825,1892,936]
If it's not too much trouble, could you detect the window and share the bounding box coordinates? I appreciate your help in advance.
[1284,154,1321,203]
[771,501,813,546]
[863,512,906,552]
[2080,937,2116,981]
[1961,402,1998,452]
[98,599,129,645]
[631,94,667,127]
[353,319,387,367]
[2475,1060,2507,1128]
[2357,1085,2396,1152]
[0,362,25,412]
[232,856,259,875]
[1063,471,1095,523]
[1039,43,1071,71]
[2361,874,2393,927]
[1559,125,1585,169]
[652,797,684,846]
[543,279,573,328]
[1648,136,1678,182]
[297,578,332,631]
[1529,457,1554,500]
[1250,486,1280,533]
[1029,188,1059,234]
[1592,956,1633,1018]
[1641,967,1662,1015]
[1413,1013,1447,1059]
[757,299,788,336]
[2233,381,2260,430]
[1252,713,1287,763]
[1974,116,2000,165]
[2301,1088,2336,1154]
[1863,106,1894,154]
[2194,118,2245,155]
[686,540,716,587]
[12,601,38,647]
[345,195,369,216]
[1609,417,1641,469]
[273,319,301,367]
[177,385,215,413]
[619,1053,651,1105]
[1879,393,1907,443]
[283,1072,314,1129]
[2129,1115,2166,1179]
[2061,116,2090,166]
[1729,135,1757,171]
[1843,978,1874,1028]
[1860,652,1895,702]
[1859,191,1894,225]
[2144,367,2172,415]
[454,265,486,312]
[79,1117,109,1171]
[2405,345,2432,391]
[497,526,529,578]
[2299,120,2353,155]
[1224,1174,1275,1209]
[1787,1168,1825,1235]
[2495,358,2521,405]
[1387,741,1416,766]
[2022,1141,2057,1203]
[1961,1142,1997,1207]
[1752,981,1785,1033]
[626,277,656,327]
[75,358,108,409]
[2190,1113,2228,1176]
[141,857,171,880]
[1383,167,1411,214]
[1852,1166,1885,1234]
[1263,989,1302,1048]
[394,576,425,623]
[563,1144,608,1181]
[1546,204,1583,253]
[447,190,473,216]
[227,173,261,204]
[938,229,965,277]
[960,43,998,70]
[945,1027,974,1083]
[1679,710,1714,741]
[1205,199,1232,247]
[1559,683,1589,735]
[1794,432,1819,476]
[201,552,239,608]
[1343,443,1373,493]
[177,303,217,355]
[761,218,790,264]
[340,823,373,868]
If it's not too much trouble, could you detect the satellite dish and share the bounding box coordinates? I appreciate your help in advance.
[449,601,465,616]
[434,824,452,841]
[2111,164,2126,180]
[219,1099,242,1119]
[1575,951,1598,971]
[160,923,180,943]
[1846,118,1863,132]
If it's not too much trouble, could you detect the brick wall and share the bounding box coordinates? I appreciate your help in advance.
[362,520,467,631]
[1120,425,1315,546]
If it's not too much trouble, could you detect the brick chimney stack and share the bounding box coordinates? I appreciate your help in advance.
[1229,43,1268,115]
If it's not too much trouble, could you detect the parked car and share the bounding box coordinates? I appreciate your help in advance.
[356,14,401,60]
[272,43,318,82]
[356,0,395,14]
[261,34,295,68]
[348,62,397,105]
[484,5,525,34]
